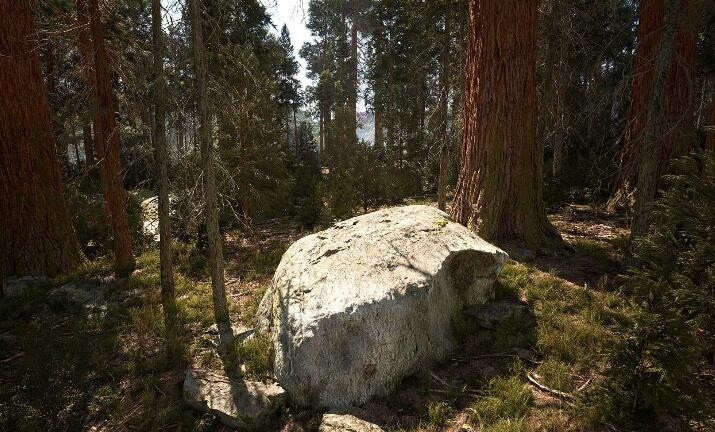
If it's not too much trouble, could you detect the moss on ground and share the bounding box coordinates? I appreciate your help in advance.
[0,234,287,431]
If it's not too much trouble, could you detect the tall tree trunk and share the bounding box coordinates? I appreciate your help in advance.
[152,0,178,344]
[707,84,715,151]
[87,0,135,275]
[83,123,95,165]
[72,126,81,166]
[542,0,565,175]
[437,0,451,211]
[44,41,69,169]
[451,0,560,248]
[188,0,231,334]
[610,0,698,210]
[319,103,325,153]
[293,106,299,157]
[374,107,383,149]
[76,0,96,167]
[176,114,185,155]
[1,0,82,276]
[631,0,681,241]
[350,0,358,134]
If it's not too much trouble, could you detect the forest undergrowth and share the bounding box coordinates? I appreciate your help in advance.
[3,202,704,432]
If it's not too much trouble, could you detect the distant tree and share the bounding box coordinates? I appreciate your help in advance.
[188,0,232,334]
[610,0,699,210]
[349,0,359,135]
[451,0,561,248]
[630,0,682,241]
[277,25,301,149]
[151,0,178,344]
[85,0,135,275]
[0,0,82,276]
[293,122,322,227]
[75,0,96,168]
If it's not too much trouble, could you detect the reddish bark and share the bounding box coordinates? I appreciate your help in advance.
[0,0,82,276]
[451,0,560,248]
[86,0,135,275]
[610,0,698,209]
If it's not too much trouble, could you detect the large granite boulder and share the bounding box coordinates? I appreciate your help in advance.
[256,205,508,408]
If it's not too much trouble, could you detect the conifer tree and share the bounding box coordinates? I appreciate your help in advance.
[0,0,82,276]
[451,0,560,248]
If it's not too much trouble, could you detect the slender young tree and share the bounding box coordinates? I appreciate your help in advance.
[151,0,178,342]
[542,0,566,175]
[188,0,232,333]
[350,0,359,134]
[451,0,560,248]
[75,0,96,167]
[85,0,135,275]
[707,86,715,151]
[1,0,82,276]
[437,0,451,211]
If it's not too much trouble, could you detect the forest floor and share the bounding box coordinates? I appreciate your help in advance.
[0,202,636,432]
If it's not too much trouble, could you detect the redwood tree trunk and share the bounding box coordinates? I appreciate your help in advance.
[631,0,680,241]
[610,0,698,210]
[0,0,82,276]
[152,0,178,340]
[451,0,560,248]
[189,0,231,334]
[86,0,135,275]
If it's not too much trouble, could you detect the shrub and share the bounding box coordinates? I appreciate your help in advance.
[596,152,715,428]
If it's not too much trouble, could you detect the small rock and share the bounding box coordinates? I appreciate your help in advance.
[464,300,535,330]
[183,368,286,429]
[47,279,113,311]
[2,276,49,298]
[203,324,255,347]
[319,413,384,432]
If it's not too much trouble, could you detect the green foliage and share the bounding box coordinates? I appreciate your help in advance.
[495,262,531,300]
[535,358,575,393]
[596,152,715,428]
[482,418,527,432]
[426,400,452,429]
[470,376,532,428]
[234,335,274,378]
[293,121,323,227]
[64,178,146,259]
[572,238,612,265]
